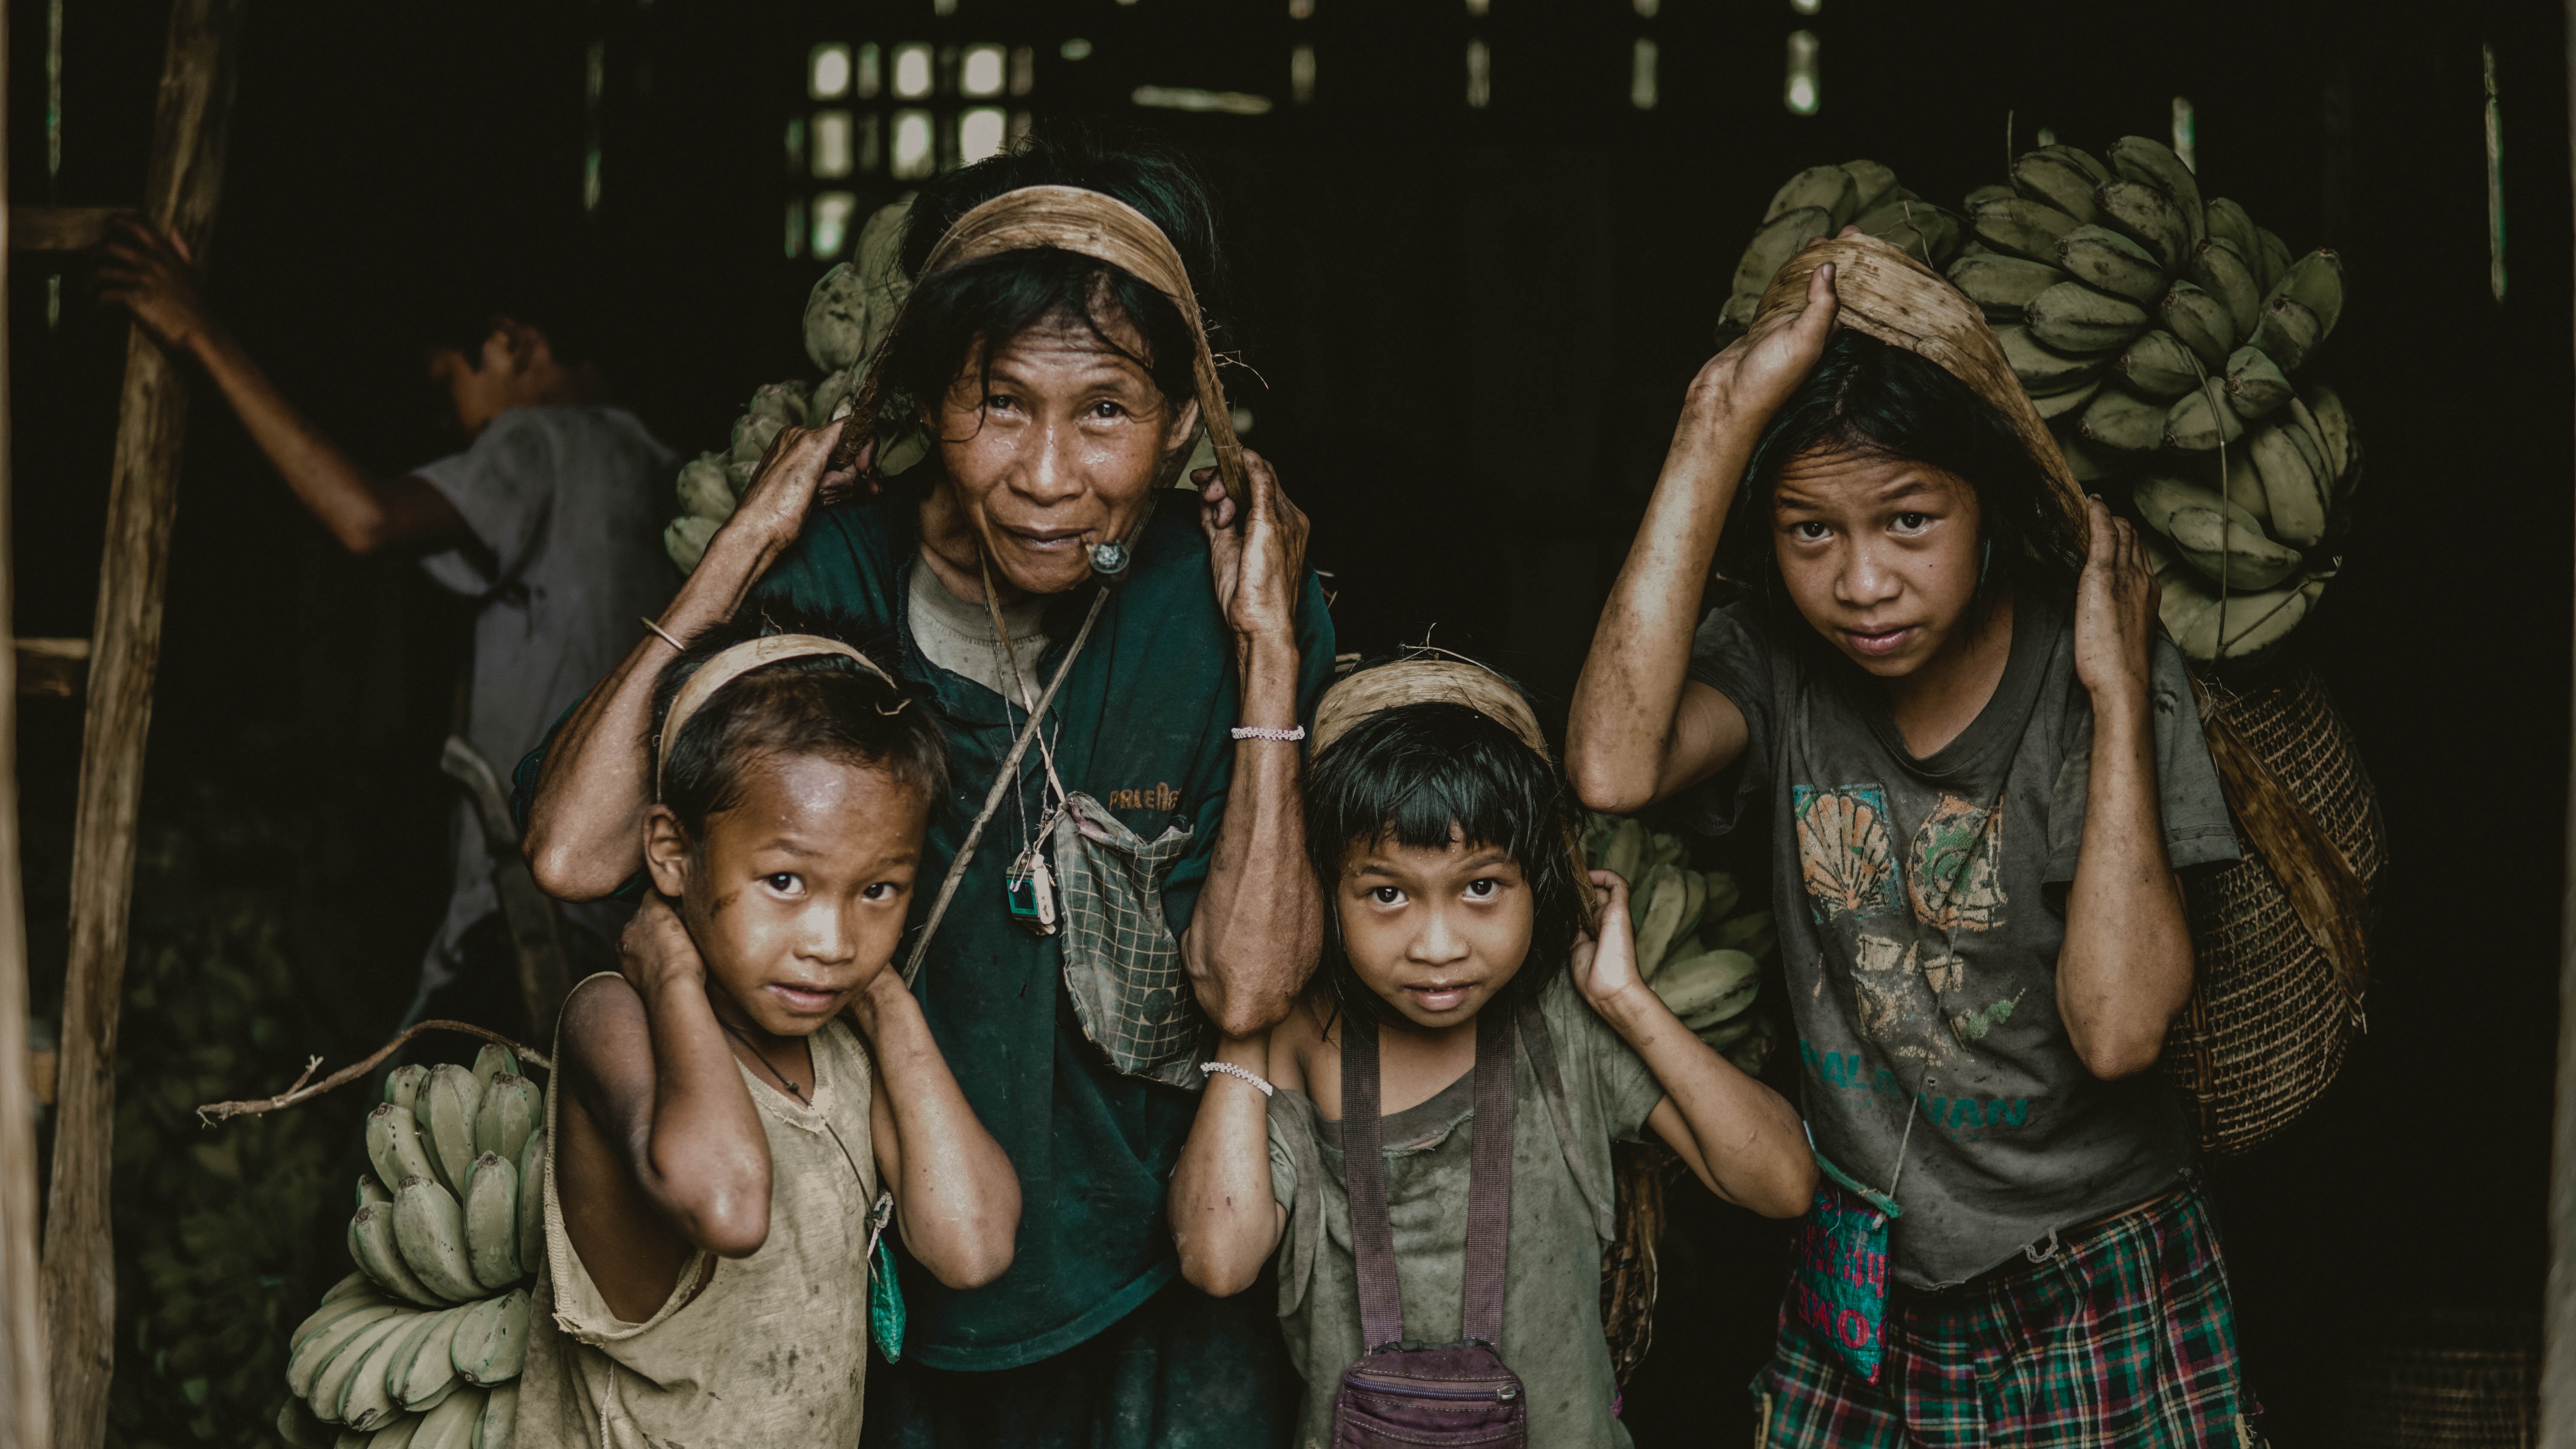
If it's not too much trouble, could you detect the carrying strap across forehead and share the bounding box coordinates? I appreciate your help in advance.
[656,634,898,795]
[826,183,1248,503]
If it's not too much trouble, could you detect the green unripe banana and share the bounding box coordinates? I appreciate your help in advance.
[1766,165,1860,231]
[392,1176,484,1303]
[2248,421,2328,548]
[336,1312,421,1430]
[2305,383,2360,492]
[287,1302,404,1400]
[2026,280,2150,353]
[1699,870,1741,924]
[365,1104,437,1210]
[666,516,717,575]
[2011,151,2101,224]
[2115,329,2202,399]
[2094,179,2191,270]
[1652,949,1762,1027]
[2271,249,2345,338]
[2106,136,2205,247]
[1673,869,1709,954]
[2035,142,2111,185]
[480,1384,521,1449]
[517,1129,547,1278]
[410,1385,486,1449]
[1947,252,2068,321]
[320,1270,377,1307]
[2222,449,2272,524]
[2203,198,2262,264]
[1962,182,2015,208]
[385,1065,429,1112]
[349,1205,444,1307]
[676,455,733,524]
[470,1044,517,1099]
[1840,159,1898,213]
[2254,227,2294,292]
[2184,239,2264,338]
[2163,386,2245,451]
[307,1312,414,1425]
[1969,196,2081,263]
[2245,298,2321,372]
[465,1151,523,1292]
[416,1065,482,1196]
[2032,379,2103,421]
[1600,818,1644,887]
[1996,324,2111,394]
[474,1073,539,1167]
[1733,206,1833,302]
[2134,474,2298,588]
[357,1173,392,1213]
[292,1287,394,1358]
[394,1306,466,1411]
[1719,290,1761,333]
[454,1288,534,1386]
[2161,570,2325,662]
[1708,910,1776,961]
[2077,385,2167,452]
[2158,282,2239,369]
[2283,399,2334,497]
[2053,426,2120,483]
[2224,346,2293,419]
[2054,225,2167,303]
[1853,200,1957,265]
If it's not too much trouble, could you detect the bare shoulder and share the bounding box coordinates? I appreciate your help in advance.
[558,974,652,1098]
[1267,990,1340,1098]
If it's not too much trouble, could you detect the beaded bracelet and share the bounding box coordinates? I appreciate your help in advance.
[1200,1061,1275,1097]
[1229,724,1306,742]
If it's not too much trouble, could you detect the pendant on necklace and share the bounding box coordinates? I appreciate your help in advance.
[1005,807,1061,937]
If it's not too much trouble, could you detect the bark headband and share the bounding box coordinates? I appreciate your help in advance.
[1310,657,1552,763]
[826,183,1247,505]
[655,634,899,797]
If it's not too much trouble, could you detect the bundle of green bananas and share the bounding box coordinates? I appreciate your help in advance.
[667,197,927,573]
[1717,161,1970,335]
[1581,813,1779,1074]
[273,1044,543,1447]
[1944,137,2359,663]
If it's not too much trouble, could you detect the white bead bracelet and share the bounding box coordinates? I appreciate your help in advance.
[1230,724,1306,742]
[1200,1061,1275,1096]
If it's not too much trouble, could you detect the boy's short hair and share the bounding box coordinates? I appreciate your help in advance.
[416,257,612,372]
[648,609,947,838]
[1303,698,1586,1031]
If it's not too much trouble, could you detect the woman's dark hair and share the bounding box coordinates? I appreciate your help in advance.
[876,127,1226,447]
[1724,329,2084,608]
[648,610,948,839]
[1304,700,1586,1032]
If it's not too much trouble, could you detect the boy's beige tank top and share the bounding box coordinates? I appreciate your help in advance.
[515,973,878,1447]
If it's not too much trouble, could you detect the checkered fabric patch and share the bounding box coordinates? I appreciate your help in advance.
[1752,1185,2260,1449]
[1050,791,1206,1088]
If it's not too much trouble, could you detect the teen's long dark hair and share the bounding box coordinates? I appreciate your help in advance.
[1722,329,2084,613]
[873,128,1227,461]
[1304,701,1588,1033]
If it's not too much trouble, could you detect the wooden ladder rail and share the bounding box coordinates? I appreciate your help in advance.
[33,4,245,1446]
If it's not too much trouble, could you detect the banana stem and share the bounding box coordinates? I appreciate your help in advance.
[192,1019,550,1127]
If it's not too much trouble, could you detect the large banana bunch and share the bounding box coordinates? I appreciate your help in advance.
[1950,138,2357,664]
[276,1044,542,1448]
[1580,813,1780,1075]
[666,198,926,573]
[1716,161,1970,335]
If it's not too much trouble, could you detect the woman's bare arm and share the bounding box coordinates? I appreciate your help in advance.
[1566,264,1841,815]
[856,969,1021,1289]
[2056,499,2195,1079]
[1168,1030,1288,1297]
[523,426,854,898]
[1183,453,1324,1037]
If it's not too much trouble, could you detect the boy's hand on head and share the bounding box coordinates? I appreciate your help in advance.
[1684,259,1839,437]
[2072,495,2160,716]
[96,220,216,355]
[618,894,708,999]
[1570,870,1648,1009]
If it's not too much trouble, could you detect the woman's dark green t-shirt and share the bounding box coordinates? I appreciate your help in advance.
[753,494,1336,1370]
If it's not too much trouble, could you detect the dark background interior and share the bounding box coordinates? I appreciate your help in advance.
[12,0,2569,1442]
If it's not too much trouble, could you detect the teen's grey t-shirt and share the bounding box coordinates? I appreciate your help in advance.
[1684,594,2238,1289]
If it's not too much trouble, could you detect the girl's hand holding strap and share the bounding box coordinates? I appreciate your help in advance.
[1574,871,1817,1220]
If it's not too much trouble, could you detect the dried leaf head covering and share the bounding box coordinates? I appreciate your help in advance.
[828,184,1246,502]
[1753,234,2090,551]
[655,634,898,794]
[1311,656,1551,762]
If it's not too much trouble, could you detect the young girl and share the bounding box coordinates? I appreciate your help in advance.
[1169,660,1814,1448]
[1567,241,2256,1446]
[516,618,1020,1444]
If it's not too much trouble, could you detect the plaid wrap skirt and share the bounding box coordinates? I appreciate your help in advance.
[1753,1184,2259,1449]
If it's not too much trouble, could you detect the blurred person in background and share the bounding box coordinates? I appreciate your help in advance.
[101,222,678,1045]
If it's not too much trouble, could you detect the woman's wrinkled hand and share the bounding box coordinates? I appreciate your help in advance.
[2072,495,2161,712]
[1199,448,1309,646]
[619,894,708,1000]
[729,419,866,549]
[1683,258,1840,437]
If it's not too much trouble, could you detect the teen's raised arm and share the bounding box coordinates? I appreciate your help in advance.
[1573,873,1814,1217]
[1168,1029,1288,1297]
[523,427,855,899]
[2055,498,2196,1080]
[856,968,1021,1289]
[1565,263,1841,815]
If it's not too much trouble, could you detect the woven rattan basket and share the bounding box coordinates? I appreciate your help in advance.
[2334,1313,2540,1448]
[2163,663,2385,1154]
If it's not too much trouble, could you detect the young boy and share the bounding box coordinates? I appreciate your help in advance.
[515,619,1020,1443]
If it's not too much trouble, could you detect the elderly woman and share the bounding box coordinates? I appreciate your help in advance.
[522,137,1331,1445]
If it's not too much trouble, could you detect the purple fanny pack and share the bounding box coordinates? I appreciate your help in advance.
[1330,1009,1534,1449]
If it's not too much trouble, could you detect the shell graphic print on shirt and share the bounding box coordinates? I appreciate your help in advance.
[1683,594,2239,1289]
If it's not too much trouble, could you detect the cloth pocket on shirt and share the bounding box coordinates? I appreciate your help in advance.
[1788,1152,1902,1385]
[1048,792,1206,1088]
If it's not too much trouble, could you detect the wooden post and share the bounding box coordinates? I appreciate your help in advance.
[2551,5,2576,1444]
[0,1,53,1439]
[36,3,243,1444]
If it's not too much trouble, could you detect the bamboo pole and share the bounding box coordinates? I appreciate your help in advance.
[36,3,243,1443]
[2549,6,2576,1445]
[0,0,53,1438]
